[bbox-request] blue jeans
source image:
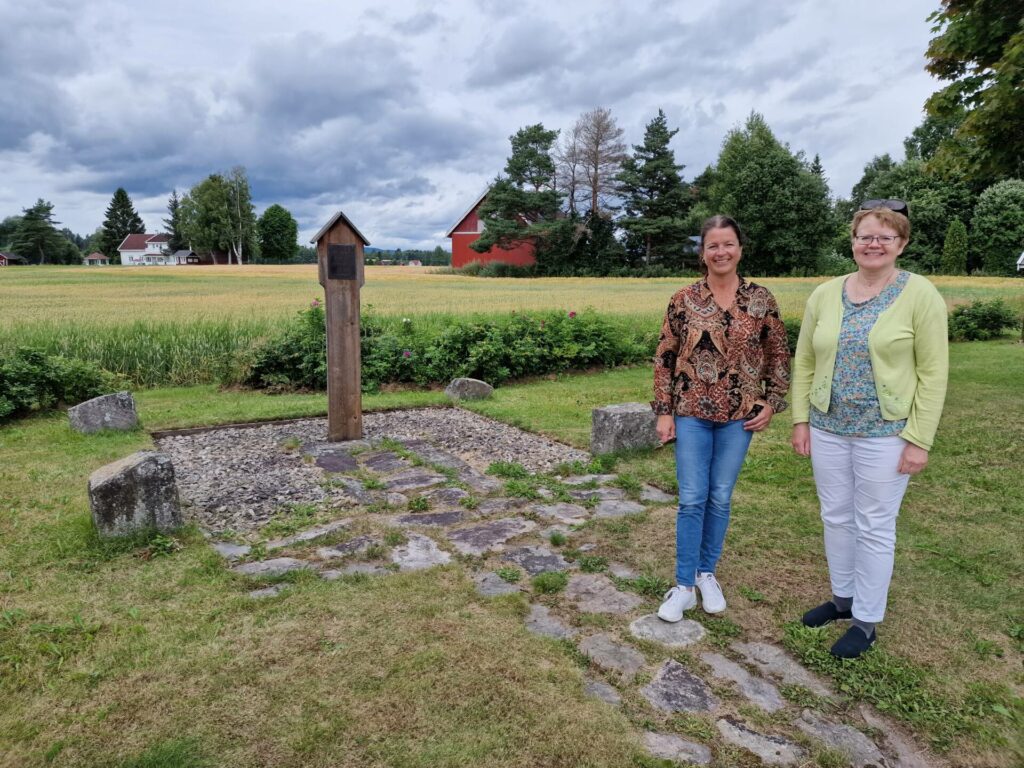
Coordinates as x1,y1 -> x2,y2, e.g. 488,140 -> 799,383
674,417 -> 753,586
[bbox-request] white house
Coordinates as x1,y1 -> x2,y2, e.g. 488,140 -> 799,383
118,233 -> 173,265
1017,250 -> 1024,272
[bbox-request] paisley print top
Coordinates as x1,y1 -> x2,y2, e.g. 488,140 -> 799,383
652,277 -> 790,421
810,271 -> 909,437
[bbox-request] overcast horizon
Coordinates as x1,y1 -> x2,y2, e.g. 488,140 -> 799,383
1,0 -> 942,250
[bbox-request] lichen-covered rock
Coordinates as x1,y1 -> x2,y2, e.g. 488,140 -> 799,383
591,402 -> 658,455
69,391 -> 138,434
88,451 -> 181,537
444,378 -> 494,400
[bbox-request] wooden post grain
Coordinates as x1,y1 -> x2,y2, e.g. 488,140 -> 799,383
313,211 -> 369,441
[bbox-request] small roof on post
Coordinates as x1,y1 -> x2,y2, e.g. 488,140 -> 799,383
310,210 -> 370,246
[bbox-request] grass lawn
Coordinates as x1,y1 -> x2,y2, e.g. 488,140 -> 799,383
1,340 -> 1021,766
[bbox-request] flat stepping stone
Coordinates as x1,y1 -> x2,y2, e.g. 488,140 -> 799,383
476,497 -> 529,516
321,563 -> 390,579
608,562 -> 637,579
317,535 -> 377,560
640,484 -> 676,503
700,652 -> 785,712
314,452 -> 358,473
390,533 -> 451,571
446,518 -> 537,556
394,511 -> 466,527
578,633 -> 645,679
641,659 -> 718,713
249,585 -> 286,599
232,557 -> 313,577
859,705 -> 934,768
384,492 -> 408,506
459,470 -> 504,494
564,574 -> 643,614
423,487 -> 470,507
501,545 -> 571,575
568,487 -> 626,501
382,469 -> 448,493
583,677 -> 621,707
533,502 -> 589,525
716,717 -> 806,766
474,572 -> 523,597
266,519 -> 350,550
641,732 -> 712,765
361,451 -> 412,473
795,710 -> 887,768
536,488 -> 555,500
731,642 -> 833,698
525,604 -> 577,639
213,542 -> 251,561
539,525 -> 572,540
562,474 -> 617,486
629,614 -> 706,648
593,500 -> 645,518
329,476 -> 374,504
396,439 -> 471,472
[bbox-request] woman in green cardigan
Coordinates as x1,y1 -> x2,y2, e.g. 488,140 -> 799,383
791,201 -> 948,658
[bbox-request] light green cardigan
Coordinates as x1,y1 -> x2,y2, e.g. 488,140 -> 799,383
791,272 -> 948,450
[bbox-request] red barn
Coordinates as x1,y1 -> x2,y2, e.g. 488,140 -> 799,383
445,189 -> 536,268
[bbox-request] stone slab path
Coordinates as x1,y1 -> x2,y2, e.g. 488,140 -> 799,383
170,414 -> 939,768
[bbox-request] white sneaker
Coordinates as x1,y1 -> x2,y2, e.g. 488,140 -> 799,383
657,585 -> 697,622
695,572 -> 726,614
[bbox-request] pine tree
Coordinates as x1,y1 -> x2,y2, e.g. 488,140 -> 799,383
99,188 -> 145,262
163,190 -> 186,252
10,200 -> 65,264
940,218 -> 968,274
616,109 -> 690,268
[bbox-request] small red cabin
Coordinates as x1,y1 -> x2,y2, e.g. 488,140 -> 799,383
445,189 -> 536,269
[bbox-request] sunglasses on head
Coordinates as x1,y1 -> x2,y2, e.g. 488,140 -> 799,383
860,198 -> 909,218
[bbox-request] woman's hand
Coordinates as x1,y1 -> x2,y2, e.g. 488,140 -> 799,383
791,423 -> 811,457
743,402 -> 774,432
897,442 -> 929,475
656,414 -> 675,443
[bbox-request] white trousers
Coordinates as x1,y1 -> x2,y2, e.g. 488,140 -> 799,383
810,427 -> 910,623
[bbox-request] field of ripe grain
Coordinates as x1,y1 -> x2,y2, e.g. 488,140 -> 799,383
2,265 -> 1021,327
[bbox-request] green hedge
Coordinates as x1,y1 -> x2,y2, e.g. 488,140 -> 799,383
243,304 -> 655,392
0,348 -> 116,423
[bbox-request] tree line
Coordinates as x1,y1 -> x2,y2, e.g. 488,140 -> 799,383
474,1 -> 1024,277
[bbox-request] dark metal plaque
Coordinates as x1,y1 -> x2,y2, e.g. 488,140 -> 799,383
327,244 -> 357,280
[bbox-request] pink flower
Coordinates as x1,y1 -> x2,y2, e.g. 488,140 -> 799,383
310,299 -> 321,308
402,350 -> 412,358
568,311 -> 577,318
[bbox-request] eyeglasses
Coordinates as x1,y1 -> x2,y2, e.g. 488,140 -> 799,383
853,235 -> 899,245
860,198 -> 909,217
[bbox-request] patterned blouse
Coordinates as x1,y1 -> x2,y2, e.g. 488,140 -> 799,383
810,271 -> 909,437
652,277 -> 790,422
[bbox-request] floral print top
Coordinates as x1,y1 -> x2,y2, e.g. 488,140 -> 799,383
810,270 -> 909,437
652,277 -> 790,422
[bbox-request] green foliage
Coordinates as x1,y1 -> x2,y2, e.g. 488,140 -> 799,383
180,167 -> 257,263
548,531 -> 567,547
9,199 -> 73,265
163,190 -> 186,253
948,299 -> 1017,341
940,218 -> 968,274
473,124 -> 562,254
629,573 -> 673,600
616,109 -> 691,270
245,305 -> 650,393
406,496 -> 429,512
257,204 -> 299,263
0,348 -> 115,423
117,737 -> 211,768
99,188 -> 145,261
970,179 -> 1024,275
704,113 -> 834,276
577,555 -> 607,573
495,567 -> 521,583
531,571 -> 569,594
925,1 -> 1024,186
486,461 -> 531,479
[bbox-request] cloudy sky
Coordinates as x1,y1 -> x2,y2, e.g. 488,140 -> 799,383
1,0 -> 942,249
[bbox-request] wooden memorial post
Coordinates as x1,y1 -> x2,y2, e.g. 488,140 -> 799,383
311,210 -> 369,441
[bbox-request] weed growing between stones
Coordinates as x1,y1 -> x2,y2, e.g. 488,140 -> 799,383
486,461 -> 531,479
495,567 -> 521,583
260,503 -> 321,538
548,531 -> 567,547
383,531 -> 406,547
578,555 -> 608,573
406,496 -> 430,512
531,571 -> 569,595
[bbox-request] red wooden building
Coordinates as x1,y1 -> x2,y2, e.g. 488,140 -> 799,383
445,189 -> 536,268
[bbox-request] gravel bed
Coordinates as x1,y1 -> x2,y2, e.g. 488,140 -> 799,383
156,407 -> 589,535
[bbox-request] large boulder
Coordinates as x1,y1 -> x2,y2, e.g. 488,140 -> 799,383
69,392 -> 138,434
444,378 -> 494,400
88,451 -> 182,538
591,402 -> 659,455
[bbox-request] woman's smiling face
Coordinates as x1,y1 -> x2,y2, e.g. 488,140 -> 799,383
702,227 -> 742,277
852,214 -> 906,272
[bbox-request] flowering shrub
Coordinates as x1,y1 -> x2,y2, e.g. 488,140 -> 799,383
242,305 -> 651,393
